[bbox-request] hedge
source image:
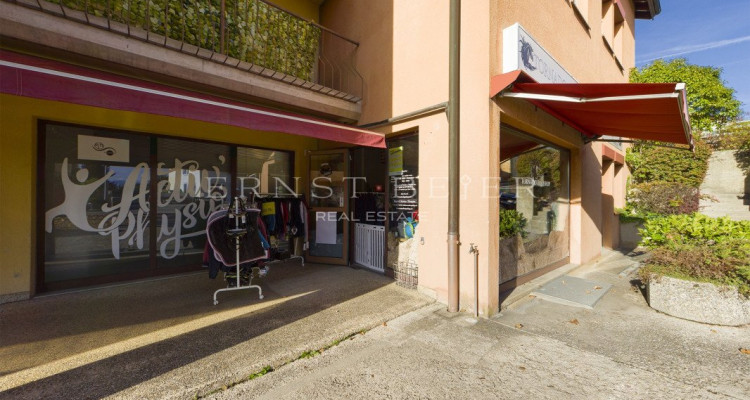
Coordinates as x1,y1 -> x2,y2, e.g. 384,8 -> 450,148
51,0 -> 320,80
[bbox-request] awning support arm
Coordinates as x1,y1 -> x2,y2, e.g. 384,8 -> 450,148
592,138 -> 693,151
358,102 -> 448,129
501,91 -> 679,103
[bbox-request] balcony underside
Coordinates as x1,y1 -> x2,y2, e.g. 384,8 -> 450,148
0,1 -> 362,123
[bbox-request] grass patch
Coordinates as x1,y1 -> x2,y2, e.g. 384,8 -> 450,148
197,366 -> 274,399
618,213 -> 646,224
615,207 -> 653,224
297,349 -> 320,359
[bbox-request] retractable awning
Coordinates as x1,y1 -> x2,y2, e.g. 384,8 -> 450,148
0,50 -> 385,148
490,70 -> 693,150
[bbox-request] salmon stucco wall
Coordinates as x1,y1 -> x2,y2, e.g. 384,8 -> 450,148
0,94 -> 320,300
322,0 -> 500,314
493,0 -> 635,82
491,0 -> 635,265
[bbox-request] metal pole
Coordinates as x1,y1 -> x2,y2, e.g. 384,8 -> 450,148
220,0 -> 226,54
447,0 -> 461,313
470,244 -> 478,317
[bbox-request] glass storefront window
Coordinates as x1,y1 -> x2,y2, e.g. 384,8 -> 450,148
237,147 -> 294,196
40,122 -> 293,290
308,212 -> 346,258
308,151 -> 349,260
309,152 -> 347,209
43,124 -> 151,283
387,135 -> 419,233
155,139 -> 231,269
499,125 -> 570,283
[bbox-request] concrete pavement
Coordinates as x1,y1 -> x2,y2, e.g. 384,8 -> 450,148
212,250 -> 750,400
0,263 -> 431,399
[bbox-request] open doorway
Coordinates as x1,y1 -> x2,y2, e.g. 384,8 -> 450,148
349,147 -> 387,272
347,132 -> 420,281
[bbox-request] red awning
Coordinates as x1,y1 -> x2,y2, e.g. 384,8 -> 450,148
0,50 -> 385,148
490,71 -> 693,149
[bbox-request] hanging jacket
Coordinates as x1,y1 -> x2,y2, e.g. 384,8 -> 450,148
261,201 -> 276,234
289,198 -> 304,237
206,208 -> 267,267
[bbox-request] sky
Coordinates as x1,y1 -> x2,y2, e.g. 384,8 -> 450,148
635,0 -> 750,118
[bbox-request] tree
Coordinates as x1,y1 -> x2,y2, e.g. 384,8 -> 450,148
630,58 -> 741,132
626,59 -> 741,192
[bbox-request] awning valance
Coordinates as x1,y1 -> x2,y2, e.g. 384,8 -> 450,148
490,70 -> 693,149
0,50 -> 385,148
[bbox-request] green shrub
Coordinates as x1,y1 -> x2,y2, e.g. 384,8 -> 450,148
626,138 -> 711,188
715,121 -> 750,151
616,208 -> 648,224
639,213 -> 750,248
499,209 -> 527,239
639,239 -> 750,297
626,182 -> 700,216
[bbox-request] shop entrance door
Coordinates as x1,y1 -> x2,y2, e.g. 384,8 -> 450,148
307,149 -> 350,265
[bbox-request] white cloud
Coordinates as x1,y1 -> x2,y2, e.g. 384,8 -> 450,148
637,35 -> 750,64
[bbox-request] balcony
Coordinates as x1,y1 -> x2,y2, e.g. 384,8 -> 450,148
1,0 -> 362,119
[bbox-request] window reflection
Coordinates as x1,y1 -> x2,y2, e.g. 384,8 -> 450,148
499,126 -> 570,283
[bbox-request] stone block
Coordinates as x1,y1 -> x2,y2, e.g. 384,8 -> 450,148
647,275 -> 750,326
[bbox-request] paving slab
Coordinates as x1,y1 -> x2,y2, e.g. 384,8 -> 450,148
531,275 -> 612,309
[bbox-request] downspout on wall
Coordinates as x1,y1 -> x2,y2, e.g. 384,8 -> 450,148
447,0 -> 461,312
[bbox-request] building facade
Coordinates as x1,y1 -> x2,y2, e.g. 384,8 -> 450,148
319,0 -> 674,315
1,0 -> 684,315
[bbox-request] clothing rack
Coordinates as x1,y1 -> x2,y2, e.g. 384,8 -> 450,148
251,193 -> 306,268
212,196 -> 264,305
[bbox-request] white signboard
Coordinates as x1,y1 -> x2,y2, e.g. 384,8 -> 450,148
78,134 -> 130,163
315,212 -> 338,245
502,23 -> 577,84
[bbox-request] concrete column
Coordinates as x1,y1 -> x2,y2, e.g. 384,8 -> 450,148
456,0 -> 492,316
578,143 -> 604,263
601,159 -> 616,249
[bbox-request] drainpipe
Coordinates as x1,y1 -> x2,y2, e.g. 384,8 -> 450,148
447,0 -> 461,313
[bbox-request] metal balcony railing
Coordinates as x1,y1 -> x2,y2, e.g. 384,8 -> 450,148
8,0 -> 363,101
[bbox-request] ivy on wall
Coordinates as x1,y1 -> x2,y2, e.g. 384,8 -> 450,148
53,0 -> 320,80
